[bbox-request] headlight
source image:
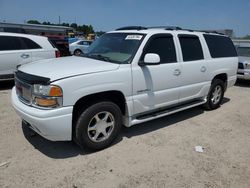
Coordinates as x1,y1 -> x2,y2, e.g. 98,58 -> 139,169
32,85 -> 63,108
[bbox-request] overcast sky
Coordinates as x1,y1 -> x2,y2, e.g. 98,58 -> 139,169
0,0 -> 249,37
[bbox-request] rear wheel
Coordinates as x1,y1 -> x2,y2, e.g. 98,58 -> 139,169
74,101 -> 122,150
74,49 -> 83,56
204,79 -> 225,110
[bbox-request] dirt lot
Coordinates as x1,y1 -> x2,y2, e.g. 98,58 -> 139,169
0,81 -> 250,188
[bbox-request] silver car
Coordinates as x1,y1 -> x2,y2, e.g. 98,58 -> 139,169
69,40 -> 92,56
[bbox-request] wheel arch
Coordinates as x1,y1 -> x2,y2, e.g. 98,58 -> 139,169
72,90 -> 128,134
212,73 -> 228,90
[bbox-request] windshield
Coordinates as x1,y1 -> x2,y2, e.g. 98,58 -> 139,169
83,33 -> 145,64
237,47 -> 250,57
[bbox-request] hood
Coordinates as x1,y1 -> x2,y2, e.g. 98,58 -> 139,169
19,56 -> 120,81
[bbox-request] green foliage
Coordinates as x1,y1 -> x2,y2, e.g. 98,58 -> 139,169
242,35 -> 250,39
27,20 -> 41,24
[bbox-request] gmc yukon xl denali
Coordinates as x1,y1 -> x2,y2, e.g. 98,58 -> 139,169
12,26 -> 238,150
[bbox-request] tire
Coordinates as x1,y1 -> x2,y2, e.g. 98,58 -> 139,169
74,101 -> 122,151
74,49 -> 82,56
204,79 -> 225,110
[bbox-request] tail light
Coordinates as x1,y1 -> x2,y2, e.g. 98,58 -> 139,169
55,50 -> 61,58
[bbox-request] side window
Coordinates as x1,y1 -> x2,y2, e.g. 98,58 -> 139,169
204,34 -> 237,58
77,41 -> 83,45
21,37 -> 41,49
143,35 -> 177,63
0,36 -> 24,51
178,35 -> 204,61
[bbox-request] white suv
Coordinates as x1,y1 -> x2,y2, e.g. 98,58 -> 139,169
0,32 -> 59,81
11,26 -> 238,150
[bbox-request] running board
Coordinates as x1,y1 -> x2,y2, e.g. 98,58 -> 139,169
131,99 -> 206,126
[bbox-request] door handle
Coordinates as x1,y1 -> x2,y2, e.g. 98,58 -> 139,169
173,69 -> 181,76
201,66 -> 207,72
20,54 -> 30,59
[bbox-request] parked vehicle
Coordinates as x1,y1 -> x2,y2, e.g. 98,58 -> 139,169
234,41 -> 250,80
69,39 -> 92,56
0,32 -> 60,81
12,26 -> 238,150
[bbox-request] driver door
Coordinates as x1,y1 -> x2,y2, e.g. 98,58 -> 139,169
132,34 -> 182,115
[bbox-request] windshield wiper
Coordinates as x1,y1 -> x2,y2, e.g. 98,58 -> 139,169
82,53 -> 119,63
90,54 -> 111,62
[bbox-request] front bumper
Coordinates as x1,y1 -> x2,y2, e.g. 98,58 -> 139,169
237,69 -> 250,80
11,87 -> 73,141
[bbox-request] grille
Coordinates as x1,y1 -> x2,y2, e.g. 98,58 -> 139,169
238,63 -> 244,69
15,78 -> 32,105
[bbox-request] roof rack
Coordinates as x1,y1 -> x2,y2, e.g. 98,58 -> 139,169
116,26 -> 148,31
115,26 -> 226,35
147,26 -> 182,30
199,30 -> 225,35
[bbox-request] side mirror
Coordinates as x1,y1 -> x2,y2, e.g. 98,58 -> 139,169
139,53 -> 160,66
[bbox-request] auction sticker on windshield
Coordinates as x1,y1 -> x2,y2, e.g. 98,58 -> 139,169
125,35 -> 143,40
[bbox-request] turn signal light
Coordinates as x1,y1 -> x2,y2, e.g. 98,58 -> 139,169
35,98 -> 57,107
49,86 -> 63,97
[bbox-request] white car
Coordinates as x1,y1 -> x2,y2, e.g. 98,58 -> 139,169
0,32 -> 60,81
236,45 -> 250,80
69,39 -> 92,56
12,26 -> 238,150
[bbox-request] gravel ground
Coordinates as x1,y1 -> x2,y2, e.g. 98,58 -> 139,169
0,80 -> 250,188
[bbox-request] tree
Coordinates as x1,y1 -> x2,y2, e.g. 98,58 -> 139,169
27,20 -> 41,24
61,23 -> 70,27
242,35 -> 250,39
70,23 -> 78,29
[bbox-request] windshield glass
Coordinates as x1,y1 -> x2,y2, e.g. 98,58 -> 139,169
237,47 -> 250,57
84,33 -> 145,64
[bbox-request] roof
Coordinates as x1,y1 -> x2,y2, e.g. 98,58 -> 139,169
110,26 -> 226,36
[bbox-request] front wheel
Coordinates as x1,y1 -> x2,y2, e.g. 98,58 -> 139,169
204,79 -> 225,110
74,101 -> 122,150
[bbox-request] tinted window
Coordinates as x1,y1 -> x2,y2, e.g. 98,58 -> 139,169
22,37 -> 41,49
179,35 -> 204,61
143,35 -> 177,63
204,34 -> 237,58
0,36 -> 24,51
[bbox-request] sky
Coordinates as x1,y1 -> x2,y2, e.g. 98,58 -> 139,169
0,0 -> 250,37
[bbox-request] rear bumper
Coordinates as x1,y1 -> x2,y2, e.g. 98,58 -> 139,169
11,87 -> 73,141
237,69 -> 250,80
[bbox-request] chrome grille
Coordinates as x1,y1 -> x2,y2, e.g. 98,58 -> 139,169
15,78 -> 32,105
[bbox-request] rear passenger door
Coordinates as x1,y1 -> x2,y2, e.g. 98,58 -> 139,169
177,34 -> 209,102
0,36 -> 32,77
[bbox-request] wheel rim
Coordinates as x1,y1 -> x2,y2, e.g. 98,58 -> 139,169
211,85 -> 222,105
74,50 -> 81,56
87,111 -> 115,143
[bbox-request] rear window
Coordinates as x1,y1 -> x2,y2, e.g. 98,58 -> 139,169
178,35 -> 204,61
204,34 -> 237,58
22,38 -> 41,49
